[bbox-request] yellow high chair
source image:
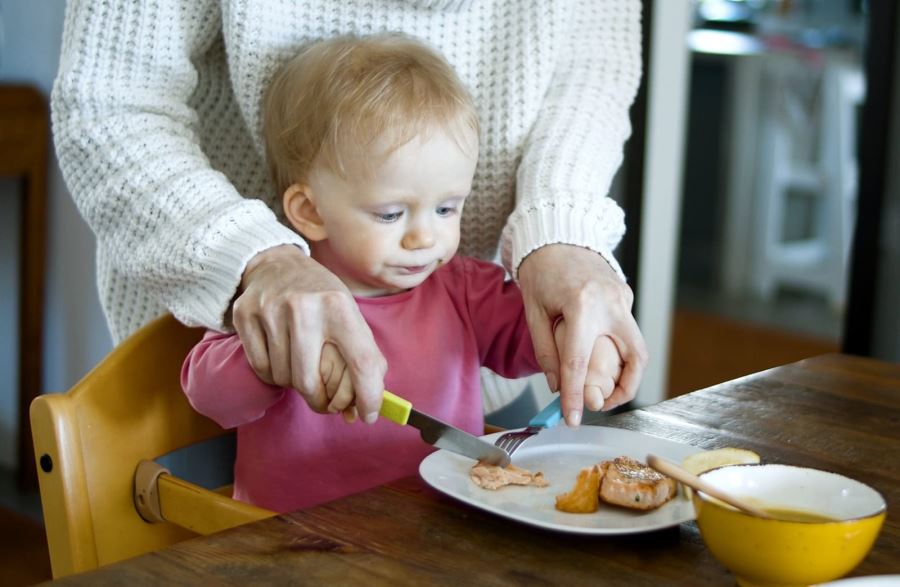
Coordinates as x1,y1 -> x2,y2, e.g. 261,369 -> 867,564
30,314 -> 274,579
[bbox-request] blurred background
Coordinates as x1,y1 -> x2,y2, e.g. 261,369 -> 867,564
2,1 -> 900,584
670,0 -> 869,394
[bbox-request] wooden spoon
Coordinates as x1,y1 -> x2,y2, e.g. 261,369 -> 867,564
646,454 -> 774,520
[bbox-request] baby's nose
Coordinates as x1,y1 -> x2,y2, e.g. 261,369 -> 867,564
402,224 -> 436,250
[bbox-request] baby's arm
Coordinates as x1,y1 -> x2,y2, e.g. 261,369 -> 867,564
554,321 -> 622,412
181,330 -> 286,428
182,331 -> 359,425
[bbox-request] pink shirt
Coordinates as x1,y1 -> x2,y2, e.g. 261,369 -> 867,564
181,257 -> 540,512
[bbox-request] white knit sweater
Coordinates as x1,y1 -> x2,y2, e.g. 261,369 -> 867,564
52,0 -> 641,343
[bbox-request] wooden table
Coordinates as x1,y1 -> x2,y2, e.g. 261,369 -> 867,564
45,354 -> 900,585
0,85 -> 48,490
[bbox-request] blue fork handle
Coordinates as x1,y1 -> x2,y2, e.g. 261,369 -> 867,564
528,395 -> 563,428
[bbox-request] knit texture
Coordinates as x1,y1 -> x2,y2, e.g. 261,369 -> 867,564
52,0 -> 641,343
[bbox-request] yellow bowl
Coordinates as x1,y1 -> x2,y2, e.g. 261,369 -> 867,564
692,464 -> 886,587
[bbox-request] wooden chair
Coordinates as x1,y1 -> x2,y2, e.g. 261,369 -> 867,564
30,314 -> 274,579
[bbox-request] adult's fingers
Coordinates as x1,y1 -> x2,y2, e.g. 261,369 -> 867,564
263,316 -> 292,388
603,316 -> 648,411
328,302 -> 387,424
233,311 -> 274,385
603,360 -> 642,411
524,304 -> 560,394
289,312 -> 328,412
320,343 -> 343,401
558,308 -> 597,427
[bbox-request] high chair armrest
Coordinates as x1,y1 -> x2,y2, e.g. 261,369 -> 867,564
484,423 -> 505,435
135,460 -> 274,536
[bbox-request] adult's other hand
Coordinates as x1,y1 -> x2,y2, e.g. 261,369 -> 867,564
232,245 -> 387,423
518,244 -> 648,426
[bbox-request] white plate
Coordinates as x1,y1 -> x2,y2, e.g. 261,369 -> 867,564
419,425 -> 703,535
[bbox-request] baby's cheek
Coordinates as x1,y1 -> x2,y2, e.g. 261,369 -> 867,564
350,242 -> 385,272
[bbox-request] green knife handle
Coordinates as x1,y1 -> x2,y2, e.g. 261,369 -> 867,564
380,390 -> 412,425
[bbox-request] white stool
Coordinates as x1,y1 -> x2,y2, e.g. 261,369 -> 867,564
749,52 -> 864,309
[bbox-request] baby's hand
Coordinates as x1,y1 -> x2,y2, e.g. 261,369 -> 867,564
554,321 -> 622,412
318,342 -> 358,423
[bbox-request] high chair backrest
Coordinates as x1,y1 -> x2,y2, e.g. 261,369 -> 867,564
31,314 -> 272,579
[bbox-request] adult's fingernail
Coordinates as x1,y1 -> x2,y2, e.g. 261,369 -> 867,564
364,412 -> 378,424
546,372 -> 558,392
567,409 -> 582,427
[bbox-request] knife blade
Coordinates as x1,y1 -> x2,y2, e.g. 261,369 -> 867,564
380,390 -> 511,467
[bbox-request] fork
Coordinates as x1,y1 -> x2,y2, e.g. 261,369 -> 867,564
494,396 -> 563,457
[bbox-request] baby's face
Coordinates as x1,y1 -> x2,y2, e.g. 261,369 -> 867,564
306,126 -> 478,296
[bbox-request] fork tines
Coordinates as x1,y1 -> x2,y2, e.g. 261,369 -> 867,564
494,426 -> 541,457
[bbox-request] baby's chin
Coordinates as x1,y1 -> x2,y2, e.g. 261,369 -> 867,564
383,271 -> 434,291
343,255 -> 457,296
356,268 -> 437,297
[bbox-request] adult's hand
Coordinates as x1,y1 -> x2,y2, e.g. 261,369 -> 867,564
554,322 -> 621,412
232,245 -> 387,423
518,244 -> 648,426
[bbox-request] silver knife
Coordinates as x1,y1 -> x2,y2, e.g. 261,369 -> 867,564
380,390 -> 511,467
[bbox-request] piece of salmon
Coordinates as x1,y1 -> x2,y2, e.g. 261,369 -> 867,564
470,463 -> 549,490
598,456 -> 677,510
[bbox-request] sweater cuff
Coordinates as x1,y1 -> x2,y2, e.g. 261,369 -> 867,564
181,200 -> 310,332
500,196 -> 627,282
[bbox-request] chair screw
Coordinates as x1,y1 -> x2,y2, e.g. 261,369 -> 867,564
40,454 -> 53,473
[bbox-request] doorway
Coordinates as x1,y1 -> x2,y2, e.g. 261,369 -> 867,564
668,0 -> 867,396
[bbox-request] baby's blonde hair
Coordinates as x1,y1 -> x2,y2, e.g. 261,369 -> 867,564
264,33 -> 479,195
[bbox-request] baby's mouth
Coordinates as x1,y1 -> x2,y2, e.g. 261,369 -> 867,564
396,262 -> 434,275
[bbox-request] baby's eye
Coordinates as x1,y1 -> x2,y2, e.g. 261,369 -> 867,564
436,205 -> 458,217
374,211 -> 403,223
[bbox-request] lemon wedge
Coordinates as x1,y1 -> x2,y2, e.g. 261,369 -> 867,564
681,447 -> 761,476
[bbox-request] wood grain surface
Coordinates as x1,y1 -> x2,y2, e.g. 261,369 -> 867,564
43,354 -> 900,585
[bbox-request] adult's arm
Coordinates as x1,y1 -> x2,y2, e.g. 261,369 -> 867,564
52,0 -> 306,333
53,1 -> 390,422
500,0 -> 647,425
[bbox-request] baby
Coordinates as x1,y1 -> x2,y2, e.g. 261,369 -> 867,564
181,34 -> 621,512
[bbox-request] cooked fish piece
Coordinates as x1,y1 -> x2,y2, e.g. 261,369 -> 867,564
470,462 -> 549,490
599,456 -> 676,511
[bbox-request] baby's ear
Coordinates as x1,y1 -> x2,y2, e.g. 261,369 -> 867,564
283,183 -> 327,241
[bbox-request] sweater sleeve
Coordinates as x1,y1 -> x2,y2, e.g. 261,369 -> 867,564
500,0 -> 642,280
52,0 -> 308,332
461,259 -> 542,378
181,330 -> 286,428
